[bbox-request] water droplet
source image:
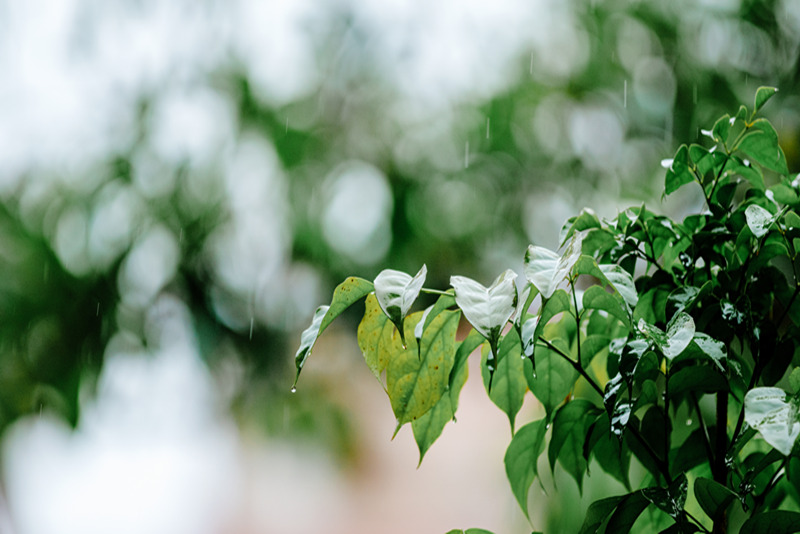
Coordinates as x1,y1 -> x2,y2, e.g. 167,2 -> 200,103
464,141 -> 469,168
686,418 -> 693,426
531,370 -> 537,379
290,386 -> 297,393
623,80 -> 627,108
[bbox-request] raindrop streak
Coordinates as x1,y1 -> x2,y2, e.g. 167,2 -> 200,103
249,317 -> 254,340
623,80 -> 627,108
486,117 -> 490,139
530,51 -> 534,75
285,117 -> 289,133
693,84 -> 698,104
96,302 -> 100,316
464,141 -> 470,169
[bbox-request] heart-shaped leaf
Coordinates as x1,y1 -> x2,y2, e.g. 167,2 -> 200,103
637,312 -> 695,361
744,387 -> 800,456
524,232 -> 584,299
745,204 -> 776,238
451,269 -> 518,355
374,265 -> 427,345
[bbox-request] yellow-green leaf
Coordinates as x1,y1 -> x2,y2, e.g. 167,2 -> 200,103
387,309 -> 460,426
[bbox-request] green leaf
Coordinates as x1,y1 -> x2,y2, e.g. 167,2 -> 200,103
292,305 -> 330,389
740,511 -> 800,534
744,387 -> 800,456
480,329 -> 527,432
321,276 -> 375,333
694,477 -> 737,521
386,309 -> 460,426
754,86 -> 779,114
504,418 -> 548,519
712,114 -> 731,145
529,335 -> 578,417
679,333 -> 727,373
664,144 -> 694,195
357,293 -> 394,379
293,277 -> 375,388
531,289 -> 572,360
374,265 -> 427,345
579,495 -> 627,534
524,232 -> 584,298
790,368 -> 800,395
642,474 -> 688,521
465,529 -> 496,534
451,270 -> 517,342
738,119 -> 789,175
413,329 -> 485,462
599,264 -> 638,308
605,491 -> 651,533
637,312 -> 695,360
745,204 -> 777,238
549,399 -> 599,491
583,285 -> 630,327
451,270 -> 518,383
668,365 -> 728,397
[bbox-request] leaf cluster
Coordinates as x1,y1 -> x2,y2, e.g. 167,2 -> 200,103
293,88 -> 800,533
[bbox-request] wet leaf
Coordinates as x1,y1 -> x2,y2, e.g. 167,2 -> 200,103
481,329 -> 527,432
529,335 -> 578,417
357,293 -> 394,379
664,144 -> 694,195
738,119 -> 789,175
549,399 -> 599,491
292,305 -> 329,388
321,277 -> 375,333
790,367 -> 800,395
374,265 -> 427,344
637,312 -> 695,360
293,277 -> 375,388
386,309 -> 460,426
745,204 -> 776,238
744,387 -> 800,455
740,511 -> 800,534
579,494 -> 627,534
694,477 -> 737,521
504,418 -> 548,520
451,270 -> 517,342
524,232 -> 584,298
412,329 -> 484,462
754,86 -> 778,114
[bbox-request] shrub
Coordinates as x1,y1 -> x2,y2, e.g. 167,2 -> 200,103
293,88 -> 800,533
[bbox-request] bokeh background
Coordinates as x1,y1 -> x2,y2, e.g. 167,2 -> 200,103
1,0 -> 799,532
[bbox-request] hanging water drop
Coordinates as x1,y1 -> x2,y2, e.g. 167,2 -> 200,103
290,386 -> 297,393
